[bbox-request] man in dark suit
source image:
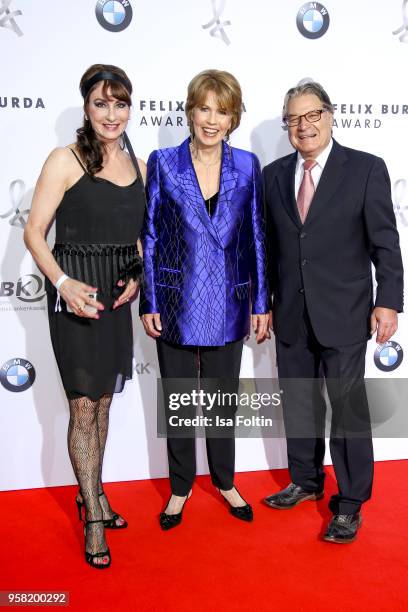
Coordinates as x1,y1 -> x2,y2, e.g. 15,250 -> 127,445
263,81 -> 403,543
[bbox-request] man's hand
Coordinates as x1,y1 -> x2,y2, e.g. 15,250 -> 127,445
251,313 -> 271,343
370,306 -> 398,344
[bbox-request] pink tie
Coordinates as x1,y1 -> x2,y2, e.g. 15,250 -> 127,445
297,160 -> 317,223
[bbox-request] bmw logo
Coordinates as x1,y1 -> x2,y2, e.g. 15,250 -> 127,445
297,2 -> 330,39
374,341 -> 403,372
0,358 -> 36,392
95,0 -> 133,33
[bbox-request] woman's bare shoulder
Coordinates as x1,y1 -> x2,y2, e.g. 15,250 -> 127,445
45,145 -> 78,168
39,146 -> 82,186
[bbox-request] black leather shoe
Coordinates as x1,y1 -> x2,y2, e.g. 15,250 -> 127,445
263,482 -> 324,509
218,488 -> 253,522
323,513 -> 362,543
159,491 -> 191,531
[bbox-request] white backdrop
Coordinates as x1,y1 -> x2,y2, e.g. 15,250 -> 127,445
1,0 -> 407,491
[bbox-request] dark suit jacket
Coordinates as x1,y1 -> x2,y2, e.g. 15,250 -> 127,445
263,139 -> 404,346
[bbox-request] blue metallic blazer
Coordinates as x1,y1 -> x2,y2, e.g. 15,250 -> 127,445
140,137 -> 269,346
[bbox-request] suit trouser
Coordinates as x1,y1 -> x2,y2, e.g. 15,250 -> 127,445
156,338 -> 244,496
276,308 -> 374,515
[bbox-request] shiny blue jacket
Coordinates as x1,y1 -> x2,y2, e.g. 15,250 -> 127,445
140,138 -> 269,346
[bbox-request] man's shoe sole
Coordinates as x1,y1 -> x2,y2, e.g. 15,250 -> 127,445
323,515 -> 362,544
263,491 -> 324,509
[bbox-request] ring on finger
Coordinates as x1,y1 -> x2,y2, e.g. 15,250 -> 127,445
77,303 -> 85,312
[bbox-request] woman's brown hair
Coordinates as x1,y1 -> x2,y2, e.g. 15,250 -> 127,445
185,69 -> 242,138
76,64 -> 132,175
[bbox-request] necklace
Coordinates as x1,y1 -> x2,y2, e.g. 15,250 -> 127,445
206,193 -> 219,217
189,141 -> 221,167
190,141 -> 221,200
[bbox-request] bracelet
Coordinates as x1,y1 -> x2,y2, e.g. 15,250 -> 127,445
54,274 -> 69,313
54,274 -> 69,290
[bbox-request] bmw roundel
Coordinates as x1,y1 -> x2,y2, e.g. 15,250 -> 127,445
95,0 -> 133,33
0,358 -> 36,392
297,3 -> 330,39
374,341 -> 403,372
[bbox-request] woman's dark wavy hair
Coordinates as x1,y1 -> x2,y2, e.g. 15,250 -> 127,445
76,64 -> 132,175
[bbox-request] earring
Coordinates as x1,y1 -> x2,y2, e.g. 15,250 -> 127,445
120,134 -> 126,151
84,115 -> 89,121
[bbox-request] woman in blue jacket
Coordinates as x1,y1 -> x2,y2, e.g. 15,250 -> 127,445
141,69 -> 269,529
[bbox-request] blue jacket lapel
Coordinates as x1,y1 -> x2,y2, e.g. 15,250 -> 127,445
177,138 -> 237,247
212,141 -> 239,241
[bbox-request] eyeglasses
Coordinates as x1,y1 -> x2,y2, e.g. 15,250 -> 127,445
282,109 -> 327,127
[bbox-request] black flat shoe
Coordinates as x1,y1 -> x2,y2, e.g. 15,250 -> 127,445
159,491 -> 192,531
218,487 -> 253,522
84,519 -> 111,569
323,513 -> 362,544
264,482 -> 324,510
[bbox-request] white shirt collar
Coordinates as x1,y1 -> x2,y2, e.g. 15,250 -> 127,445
296,138 -> 333,172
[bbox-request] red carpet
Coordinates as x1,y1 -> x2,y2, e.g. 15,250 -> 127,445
1,461 -> 407,611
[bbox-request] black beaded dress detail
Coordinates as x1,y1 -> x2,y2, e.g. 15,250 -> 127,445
46,148 -> 145,400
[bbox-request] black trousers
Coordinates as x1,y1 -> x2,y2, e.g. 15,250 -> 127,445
156,338 -> 244,496
276,308 -> 374,515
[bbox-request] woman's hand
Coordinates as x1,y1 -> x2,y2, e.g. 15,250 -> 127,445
59,279 -> 104,319
141,313 -> 162,338
113,279 -> 139,309
251,313 -> 271,343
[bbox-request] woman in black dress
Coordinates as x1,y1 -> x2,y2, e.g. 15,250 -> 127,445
24,64 -> 146,568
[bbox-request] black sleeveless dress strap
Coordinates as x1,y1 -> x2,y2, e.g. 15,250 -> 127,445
123,132 -> 146,198
67,137 -> 146,191
68,147 -> 87,172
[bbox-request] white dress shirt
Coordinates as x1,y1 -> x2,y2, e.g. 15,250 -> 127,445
294,139 -> 333,199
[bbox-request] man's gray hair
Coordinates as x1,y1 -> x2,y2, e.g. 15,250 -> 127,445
283,80 -> 334,117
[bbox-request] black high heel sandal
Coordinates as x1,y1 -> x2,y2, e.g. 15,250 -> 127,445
75,490 -> 128,529
159,490 -> 192,531
218,487 -> 253,522
84,519 -> 111,570
98,491 -> 128,529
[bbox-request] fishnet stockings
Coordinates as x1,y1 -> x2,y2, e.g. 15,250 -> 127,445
67,396 -> 107,557
96,394 -> 121,521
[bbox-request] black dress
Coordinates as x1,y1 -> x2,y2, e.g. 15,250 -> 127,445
46,149 -> 145,401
